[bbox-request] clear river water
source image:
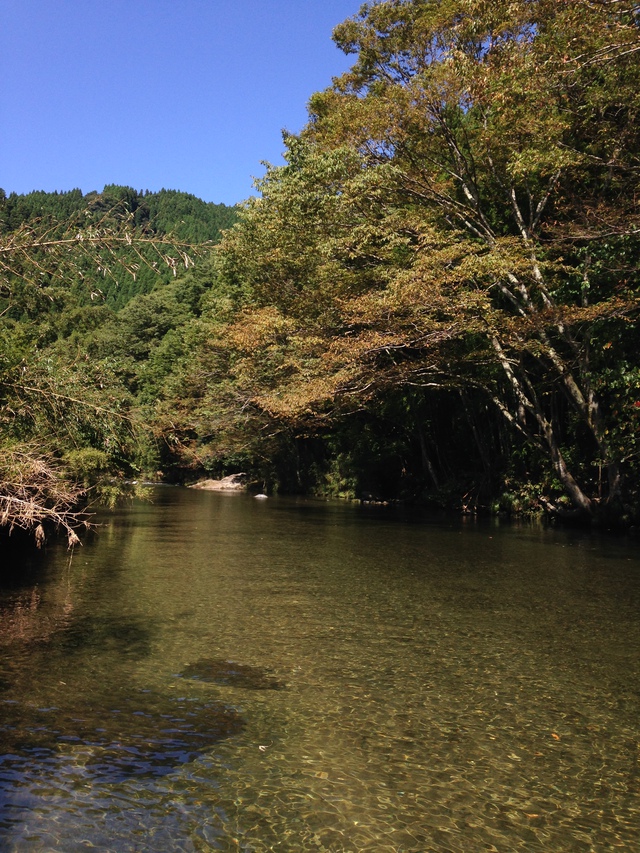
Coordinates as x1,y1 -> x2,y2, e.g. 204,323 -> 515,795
0,487 -> 639,852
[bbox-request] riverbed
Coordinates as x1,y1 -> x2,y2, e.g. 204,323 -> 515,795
1,488 -> 639,851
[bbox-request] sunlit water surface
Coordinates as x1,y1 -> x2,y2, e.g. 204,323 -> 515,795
1,488 -> 639,852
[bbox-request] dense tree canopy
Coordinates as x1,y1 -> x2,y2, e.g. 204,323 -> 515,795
2,1 -> 640,546
178,0 -> 640,517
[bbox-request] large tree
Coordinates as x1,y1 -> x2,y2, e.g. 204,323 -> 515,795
199,0 -> 640,515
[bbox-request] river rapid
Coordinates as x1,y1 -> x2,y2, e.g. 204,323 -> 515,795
1,487 -> 639,852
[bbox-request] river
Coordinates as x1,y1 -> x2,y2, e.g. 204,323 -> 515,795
1,487 -> 639,852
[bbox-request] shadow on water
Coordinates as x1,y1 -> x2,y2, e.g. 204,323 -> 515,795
0,535 -> 57,591
0,689 -> 244,784
178,658 -> 284,690
0,606 -> 245,794
0,489 -> 639,851
55,614 -> 155,658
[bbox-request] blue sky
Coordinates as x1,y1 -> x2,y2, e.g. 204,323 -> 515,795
1,1 -> 360,205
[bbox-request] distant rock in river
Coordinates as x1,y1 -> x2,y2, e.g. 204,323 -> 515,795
189,474 -> 246,491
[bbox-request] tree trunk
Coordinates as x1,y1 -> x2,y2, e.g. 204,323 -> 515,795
542,421 -> 593,516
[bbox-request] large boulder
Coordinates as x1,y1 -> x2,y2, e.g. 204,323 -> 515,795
189,474 -> 246,491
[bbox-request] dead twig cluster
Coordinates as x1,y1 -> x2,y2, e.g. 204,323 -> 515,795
0,447 -> 89,547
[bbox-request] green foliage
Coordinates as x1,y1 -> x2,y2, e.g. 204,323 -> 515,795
0,185 -> 238,309
170,0 -> 640,519
0,182 -> 238,541
62,448 -> 111,485
0,188 -> 86,233
3,1 -> 640,540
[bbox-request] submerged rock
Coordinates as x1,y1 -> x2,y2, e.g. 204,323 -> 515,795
179,658 -> 284,690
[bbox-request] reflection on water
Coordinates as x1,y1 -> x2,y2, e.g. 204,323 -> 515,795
1,488 -> 639,851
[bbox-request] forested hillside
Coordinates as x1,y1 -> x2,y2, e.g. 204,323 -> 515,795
0,185 -> 237,543
2,0 -> 639,545
0,186 -> 237,307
